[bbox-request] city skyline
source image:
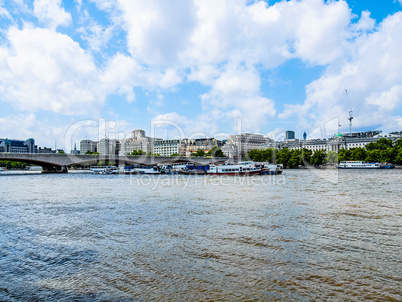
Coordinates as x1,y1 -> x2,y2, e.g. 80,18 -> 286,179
1,0 -> 402,150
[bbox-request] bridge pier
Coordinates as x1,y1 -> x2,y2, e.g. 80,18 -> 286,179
42,165 -> 68,174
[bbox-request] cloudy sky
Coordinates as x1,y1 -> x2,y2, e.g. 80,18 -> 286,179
1,0 -> 402,150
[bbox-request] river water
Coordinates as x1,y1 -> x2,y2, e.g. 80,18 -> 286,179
0,169 -> 401,301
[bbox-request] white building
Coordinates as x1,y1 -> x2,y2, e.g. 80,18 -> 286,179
119,129 -> 156,155
98,138 -> 120,156
80,140 -> 98,154
222,133 -> 272,159
265,130 -> 402,153
153,139 -> 183,156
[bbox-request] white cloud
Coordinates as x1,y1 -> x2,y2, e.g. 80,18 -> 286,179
279,11 -> 402,132
151,112 -> 218,139
78,19 -> 115,52
117,0 -> 196,66
0,2 -> 12,20
101,53 -> 184,100
75,0 -> 82,12
0,26 -> 103,115
201,64 -> 276,131
0,113 -> 66,149
33,0 -> 72,29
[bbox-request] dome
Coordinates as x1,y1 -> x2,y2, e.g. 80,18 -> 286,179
336,133 -> 343,137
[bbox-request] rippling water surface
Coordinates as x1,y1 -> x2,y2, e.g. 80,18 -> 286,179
0,170 -> 401,301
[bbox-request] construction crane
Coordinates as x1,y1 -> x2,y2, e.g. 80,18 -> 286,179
346,89 -> 353,135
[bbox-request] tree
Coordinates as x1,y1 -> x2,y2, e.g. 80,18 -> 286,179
365,150 -> 381,162
301,148 -> 312,165
310,150 -> 327,166
326,151 -> 338,165
287,150 -> 302,168
192,150 -> 206,157
129,150 -> 144,156
350,147 -> 367,161
277,148 -> 291,168
85,151 -> 99,155
394,138 -> 402,150
395,149 -> 402,165
338,148 -> 351,162
366,138 -> 393,150
206,146 -> 225,157
170,153 -> 180,157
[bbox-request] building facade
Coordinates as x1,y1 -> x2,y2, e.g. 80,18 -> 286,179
262,130 -> 402,154
0,138 -> 37,153
80,140 -> 98,154
179,138 -> 224,156
98,138 -> 120,156
222,133 -> 272,159
153,139 -> 183,156
119,129 -> 157,155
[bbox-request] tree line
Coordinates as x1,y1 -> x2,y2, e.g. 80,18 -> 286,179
246,138 -> 402,168
0,160 -> 32,169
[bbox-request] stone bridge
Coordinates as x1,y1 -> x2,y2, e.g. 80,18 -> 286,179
0,153 -> 228,173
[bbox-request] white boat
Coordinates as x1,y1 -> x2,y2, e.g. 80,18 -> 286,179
337,161 -> 381,169
207,161 -> 261,175
133,166 -> 161,174
90,166 -> 119,174
0,167 -> 6,171
29,166 -> 43,171
260,163 -> 283,175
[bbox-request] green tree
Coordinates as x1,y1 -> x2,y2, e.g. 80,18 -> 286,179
287,149 -> 302,168
394,138 -> 402,150
310,150 -> 327,166
301,148 -> 312,165
366,138 -> 393,150
350,147 -> 367,161
277,148 -> 292,168
129,150 -> 144,156
365,150 -> 381,162
206,146 -> 225,157
170,153 -> 180,157
85,151 -> 99,155
192,150 -> 206,157
326,151 -> 338,165
338,148 -> 351,162
395,149 -> 402,165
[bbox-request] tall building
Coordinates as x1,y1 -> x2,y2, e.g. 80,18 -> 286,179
285,131 -> 295,140
119,129 -> 158,155
98,138 -> 120,156
222,133 -> 272,159
80,140 -> 98,154
0,138 -> 37,153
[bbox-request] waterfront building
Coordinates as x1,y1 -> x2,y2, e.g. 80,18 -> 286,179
153,139 -> 183,156
0,138 -> 37,153
38,147 -> 56,154
260,130 -> 402,154
80,140 -> 98,154
98,138 -> 120,156
222,133 -> 272,159
179,138 -> 224,156
119,129 -> 158,155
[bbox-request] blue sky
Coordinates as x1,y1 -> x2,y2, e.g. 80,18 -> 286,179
1,0 -> 402,151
